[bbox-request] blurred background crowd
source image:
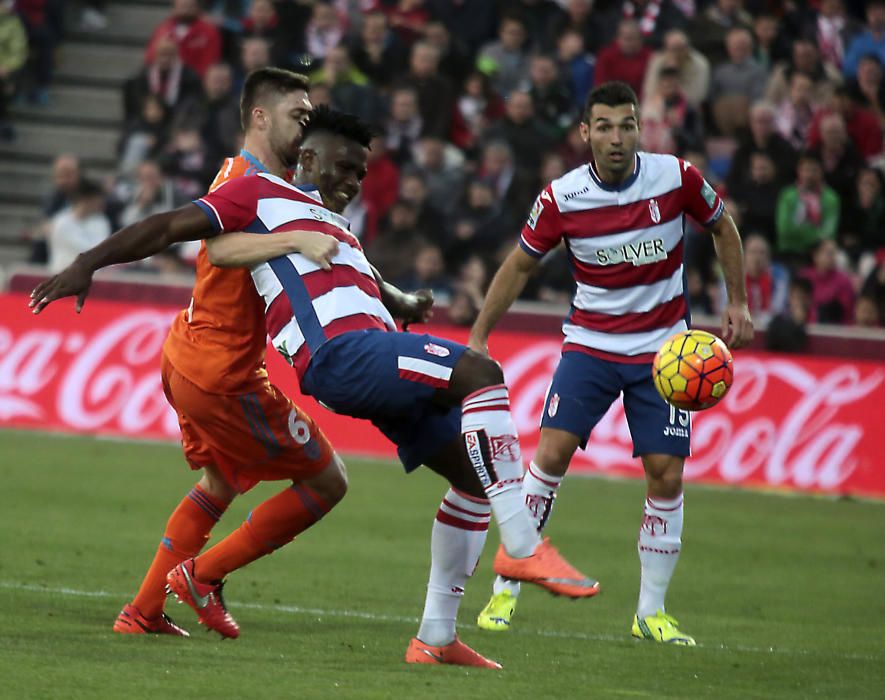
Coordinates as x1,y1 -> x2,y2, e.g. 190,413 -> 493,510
4,0 -> 885,337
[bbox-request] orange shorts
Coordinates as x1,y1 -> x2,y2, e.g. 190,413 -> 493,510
161,352 -> 333,493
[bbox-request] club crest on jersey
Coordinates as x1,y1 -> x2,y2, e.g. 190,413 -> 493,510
424,342 -> 450,358
649,198 -> 661,223
527,196 -> 544,230
548,393 -> 560,417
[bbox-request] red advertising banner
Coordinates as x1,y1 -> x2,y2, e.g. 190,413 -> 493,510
2,293 -> 883,497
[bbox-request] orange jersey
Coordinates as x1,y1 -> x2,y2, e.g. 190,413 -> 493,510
164,152 -> 272,394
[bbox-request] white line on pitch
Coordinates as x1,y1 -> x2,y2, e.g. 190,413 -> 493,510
1,581 -> 880,662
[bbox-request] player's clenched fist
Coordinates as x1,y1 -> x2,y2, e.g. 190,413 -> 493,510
288,230 -> 339,270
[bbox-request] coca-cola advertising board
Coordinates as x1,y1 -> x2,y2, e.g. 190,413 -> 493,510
2,293 -> 884,497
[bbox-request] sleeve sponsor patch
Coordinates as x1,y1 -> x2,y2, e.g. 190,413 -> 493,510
527,196 -> 544,230
700,180 -> 717,208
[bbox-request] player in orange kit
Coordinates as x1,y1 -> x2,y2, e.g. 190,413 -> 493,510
31,68 -> 351,638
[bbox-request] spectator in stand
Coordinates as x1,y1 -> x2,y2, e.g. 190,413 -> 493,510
145,0 -> 221,78
395,241 -> 452,296
727,100 -> 798,193
809,112 -> 865,204
385,85 -> 423,165
366,199 -> 427,281
608,0 -> 687,50
445,178 -> 513,270
349,10 -> 406,88
481,89 -> 555,172
547,0 -> 607,54
398,170 -> 445,244
412,135 -> 465,215
476,13 -> 531,97
854,294 -> 881,327
776,151 -> 840,260
808,85 -> 883,161
642,29 -> 710,109
360,132 -> 399,244
718,233 -> 788,325
709,27 -> 767,135
125,35 -> 201,122
766,38 -> 842,106
305,1 -> 345,66
594,19 -> 653,98
157,126 -> 214,201
424,0 -> 498,55
0,1 -> 26,139
774,70 -> 817,151
423,20 -> 471,87
476,141 -> 537,220
510,0 -> 565,51
378,0 -> 430,48
310,45 -> 386,126
397,40 -> 455,138
841,167 -> 885,262
173,62 -> 240,169
729,151 -> 780,244
843,0 -> 885,80
15,0 -> 58,104
688,0 -> 752,68
47,179 -> 111,273
557,119 -> 589,170
801,238 -> 855,324
766,276 -> 812,352
554,27 -> 594,113
236,37 -> 271,87
851,54 -> 885,130
640,65 -> 703,154
118,159 -> 176,228
794,0 -> 861,75
42,154 -> 82,218
118,94 -> 170,175
526,53 -> 574,136
239,0 -> 285,65
450,70 -> 504,151
861,251 -> 885,323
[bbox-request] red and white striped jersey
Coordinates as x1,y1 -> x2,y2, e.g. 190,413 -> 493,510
194,172 -> 396,379
520,152 -> 724,363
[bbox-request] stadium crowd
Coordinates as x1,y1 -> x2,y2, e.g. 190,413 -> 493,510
22,0 -> 885,335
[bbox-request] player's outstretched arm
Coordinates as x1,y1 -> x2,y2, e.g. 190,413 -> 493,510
29,203 -> 213,314
468,245 -> 539,355
370,264 -> 433,329
205,230 -> 340,269
709,211 -> 754,349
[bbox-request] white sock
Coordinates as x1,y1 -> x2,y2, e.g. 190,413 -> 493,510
493,461 -> 564,597
637,492 -> 684,618
417,488 -> 491,646
461,385 -> 539,558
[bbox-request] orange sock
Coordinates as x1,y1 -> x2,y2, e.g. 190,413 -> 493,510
194,484 -> 330,582
131,484 -> 229,618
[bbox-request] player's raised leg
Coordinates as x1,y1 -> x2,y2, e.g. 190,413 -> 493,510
113,465 -> 234,636
167,451 -> 346,638
404,439 -> 501,669
441,350 -> 599,598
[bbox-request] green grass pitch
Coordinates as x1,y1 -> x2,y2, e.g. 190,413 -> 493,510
1,430 -> 884,699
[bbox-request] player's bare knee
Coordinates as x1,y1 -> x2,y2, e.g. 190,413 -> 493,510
642,455 -> 684,498
198,467 -> 237,503
533,443 -> 572,478
458,352 -> 504,393
304,454 -> 348,506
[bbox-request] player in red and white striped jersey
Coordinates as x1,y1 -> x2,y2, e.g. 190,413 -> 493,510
470,82 -> 754,644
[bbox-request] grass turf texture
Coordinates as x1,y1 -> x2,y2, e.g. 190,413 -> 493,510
1,430 -> 883,699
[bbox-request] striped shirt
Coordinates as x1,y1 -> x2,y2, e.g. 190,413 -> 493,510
194,172 -> 396,380
520,152 -> 724,362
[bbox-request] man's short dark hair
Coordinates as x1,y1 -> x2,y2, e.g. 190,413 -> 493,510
240,67 -> 310,129
302,105 -> 375,149
73,178 -> 104,201
583,81 -> 639,121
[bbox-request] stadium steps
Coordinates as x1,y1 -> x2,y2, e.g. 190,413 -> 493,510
0,123 -> 118,168
55,42 -> 145,87
11,84 -> 123,128
0,203 -> 42,242
65,2 -> 168,45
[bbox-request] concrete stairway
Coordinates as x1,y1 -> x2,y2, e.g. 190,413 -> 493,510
0,0 -> 167,264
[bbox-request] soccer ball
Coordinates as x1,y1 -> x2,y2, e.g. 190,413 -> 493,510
652,329 -> 734,411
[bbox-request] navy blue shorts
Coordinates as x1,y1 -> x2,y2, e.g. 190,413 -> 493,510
541,351 -> 690,458
301,330 -> 465,472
